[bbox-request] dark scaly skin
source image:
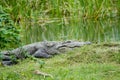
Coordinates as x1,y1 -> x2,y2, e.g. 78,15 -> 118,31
0,41 -> 91,66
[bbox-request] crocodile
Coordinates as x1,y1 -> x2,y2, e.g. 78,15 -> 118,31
0,40 -> 91,65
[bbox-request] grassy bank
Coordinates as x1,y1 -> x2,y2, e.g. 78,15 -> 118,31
0,43 -> 120,80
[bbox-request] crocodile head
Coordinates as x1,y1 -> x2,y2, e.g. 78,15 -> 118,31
56,41 -> 91,52
58,40 -> 91,48
44,41 -> 91,54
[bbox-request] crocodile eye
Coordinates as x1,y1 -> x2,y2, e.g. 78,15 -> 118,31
46,43 -> 55,47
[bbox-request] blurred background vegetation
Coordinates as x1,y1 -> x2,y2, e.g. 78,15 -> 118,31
0,0 -> 120,49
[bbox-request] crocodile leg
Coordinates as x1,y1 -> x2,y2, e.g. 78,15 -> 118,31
1,61 -> 18,66
1,55 -> 18,66
2,55 -> 11,61
32,49 -> 52,58
1,61 -> 13,66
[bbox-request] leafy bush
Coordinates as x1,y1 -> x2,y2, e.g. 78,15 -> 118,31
0,6 -> 21,49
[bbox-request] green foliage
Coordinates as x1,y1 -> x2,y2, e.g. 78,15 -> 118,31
0,52 -> 4,61
0,0 -> 120,43
0,6 -> 21,49
27,54 -> 45,68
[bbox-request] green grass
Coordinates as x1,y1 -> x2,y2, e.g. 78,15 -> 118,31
0,0 -> 120,79
0,0 -> 120,44
0,43 -> 120,80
